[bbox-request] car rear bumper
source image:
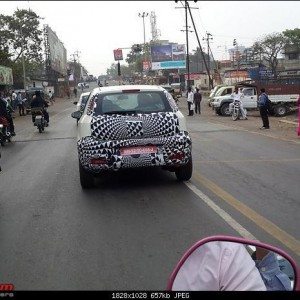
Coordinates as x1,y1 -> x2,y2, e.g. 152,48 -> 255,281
77,131 -> 192,173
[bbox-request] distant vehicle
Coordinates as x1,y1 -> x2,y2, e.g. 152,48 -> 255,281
208,84 -> 226,106
161,85 -> 180,104
71,85 -> 193,188
78,82 -> 89,89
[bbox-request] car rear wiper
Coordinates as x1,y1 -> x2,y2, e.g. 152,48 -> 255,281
104,110 -> 140,115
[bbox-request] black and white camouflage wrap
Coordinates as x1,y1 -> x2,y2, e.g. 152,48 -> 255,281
78,93 -> 191,173
91,112 -> 180,140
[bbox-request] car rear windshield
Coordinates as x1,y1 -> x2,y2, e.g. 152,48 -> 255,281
92,91 -> 172,116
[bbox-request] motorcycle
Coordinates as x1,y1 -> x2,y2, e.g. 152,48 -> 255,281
31,107 -> 47,133
0,116 -> 12,146
167,235 -> 299,291
230,101 -> 247,121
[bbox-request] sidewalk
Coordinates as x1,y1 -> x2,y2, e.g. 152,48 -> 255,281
177,96 -> 300,144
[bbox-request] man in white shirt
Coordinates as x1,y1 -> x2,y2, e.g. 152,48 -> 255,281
229,86 -> 247,119
187,87 -> 194,116
11,90 -> 17,111
171,241 -> 266,291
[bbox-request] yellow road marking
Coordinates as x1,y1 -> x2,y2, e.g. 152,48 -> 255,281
192,171 -> 300,256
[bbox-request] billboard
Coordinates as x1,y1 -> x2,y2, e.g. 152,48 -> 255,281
0,65 -> 13,86
46,25 -> 67,75
150,44 -> 186,70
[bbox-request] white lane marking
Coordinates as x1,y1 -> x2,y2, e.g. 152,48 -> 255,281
184,181 -> 257,240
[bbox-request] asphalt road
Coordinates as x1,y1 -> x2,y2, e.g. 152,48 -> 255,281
0,84 -> 299,290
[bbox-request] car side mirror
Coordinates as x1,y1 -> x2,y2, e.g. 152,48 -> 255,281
71,111 -> 82,120
73,101 -> 78,105
167,236 -> 299,291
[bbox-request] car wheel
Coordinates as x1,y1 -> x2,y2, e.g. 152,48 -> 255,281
216,108 -> 222,115
220,103 -> 230,116
175,157 -> 193,181
79,162 -> 95,189
274,105 -> 287,117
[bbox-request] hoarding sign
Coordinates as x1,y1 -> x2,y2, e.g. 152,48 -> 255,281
143,61 -> 151,71
0,65 -> 13,85
224,70 -> 249,78
150,44 -> 186,70
114,49 -> 123,61
46,25 -> 67,75
184,73 -> 202,80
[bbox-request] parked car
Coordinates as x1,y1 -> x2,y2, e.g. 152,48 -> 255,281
71,85 -> 193,188
208,84 -> 226,106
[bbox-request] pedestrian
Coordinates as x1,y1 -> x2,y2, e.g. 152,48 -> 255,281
73,87 -> 77,98
48,90 -> 54,105
11,90 -> 17,111
257,88 -> 270,130
66,87 -> 70,99
187,87 -> 194,116
17,92 -> 25,116
194,87 -> 202,114
229,86 -> 247,119
297,95 -> 300,136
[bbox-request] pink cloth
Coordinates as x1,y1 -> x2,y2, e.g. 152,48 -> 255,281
298,96 -> 300,136
172,241 -> 266,291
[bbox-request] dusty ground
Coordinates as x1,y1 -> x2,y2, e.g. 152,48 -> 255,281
177,96 -> 300,144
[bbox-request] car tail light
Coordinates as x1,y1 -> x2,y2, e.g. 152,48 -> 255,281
169,152 -> 185,161
90,157 -> 107,165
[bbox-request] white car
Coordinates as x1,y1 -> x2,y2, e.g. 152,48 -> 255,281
71,85 -> 193,188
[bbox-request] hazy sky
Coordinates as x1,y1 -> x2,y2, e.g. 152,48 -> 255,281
1,1 -> 299,76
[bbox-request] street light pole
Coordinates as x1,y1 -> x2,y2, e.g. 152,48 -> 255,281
138,12 -> 148,74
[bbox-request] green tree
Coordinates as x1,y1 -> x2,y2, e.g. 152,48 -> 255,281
252,33 -> 287,78
282,28 -> 300,48
0,8 -> 43,63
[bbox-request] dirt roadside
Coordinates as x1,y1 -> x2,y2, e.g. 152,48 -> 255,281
177,96 -> 300,144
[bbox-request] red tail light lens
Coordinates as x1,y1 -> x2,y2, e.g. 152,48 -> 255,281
90,157 -> 107,165
169,152 -> 185,161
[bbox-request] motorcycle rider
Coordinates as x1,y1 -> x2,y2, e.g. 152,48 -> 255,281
0,92 -> 16,136
30,91 -> 50,125
229,86 -> 247,120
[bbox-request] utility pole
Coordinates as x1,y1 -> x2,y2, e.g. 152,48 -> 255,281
138,12 -> 148,75
233,39 -> 239,72
203,32 -> 213,77
175,1 -> 198,90
186,1 -> 213,89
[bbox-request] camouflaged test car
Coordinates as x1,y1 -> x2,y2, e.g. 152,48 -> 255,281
71,85 -> 192,189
